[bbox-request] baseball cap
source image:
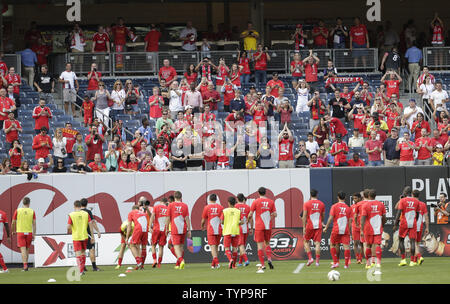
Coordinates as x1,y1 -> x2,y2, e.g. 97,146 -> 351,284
38,158 -> 45,163
436,144 -> 443,149
391,127 -> 398,132
185,105 -> 193,110
409,98 -> 416,103
336,134 -> 342,139
249,85 -> 256,90
356,103 -> 364,108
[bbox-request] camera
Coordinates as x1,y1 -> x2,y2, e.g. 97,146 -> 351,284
93,68 -> 97,72
430,203 -> 438,208
94,134 -> 99,140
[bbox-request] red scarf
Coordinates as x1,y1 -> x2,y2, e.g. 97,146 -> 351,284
325,77 -> 364,88
310,99 -> 324,120
70,30 -> 86,47
202,64 -> 212,81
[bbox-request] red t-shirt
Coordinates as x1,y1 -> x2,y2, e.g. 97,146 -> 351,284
144,29 -> 162,52
222,84 -> 236,106
85,134 -> 105,160
111,25 -> 129,46
215,66 -> 229,86
159,66 -> 177,83
61,128 -> 78,154
384,80 -> 400,98
352,113 -> 367,135
279,138 -> 294,161
9,148 -> 22,168
304,63 -> 318,83
361,200 -> 386,236
266,79 -> 285,98
6,74 -> 21,94
235,203 -> 251,234
0,97 -> 13,121
313,26 -> 329,46
250,197 -> 276,231
411,120 -> 430,140
32,106 -> 52,130
149,95 -> 163,119
168,201 -> 189,235
183,72 -> 198,85
253,52 -> 268,71
347,159 -> 365,167
32,134 -> 52,159
340,91 -> 354,101
239,57 -> 251,74
82,100 -> 95,118
397,197 -> 420,230
92,32 -> 110,52
202,89 -> 220,110
415,136 -> 432,160
87,72 -> 102,91
330,202 -> 352,235
290,60 -> 303,77
88,161 -> 106,172
398,141 -> 415,161
350,24 -> 368,45
32,45 -> 50,65
303,199 -> 325,230
331,141 -> 348,164
128,209 -> 148,232
253,109 -> 267,125
152,204 -> 169,232
224,113 -> 244,131
3,119 -> 21,143
385,109 -> 400,131
230,71 -> 241,87
202,203 -> 224,235
330,117 -> 347,137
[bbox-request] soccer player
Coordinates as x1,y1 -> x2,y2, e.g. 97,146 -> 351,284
115,219 -> 134,269
166,195 -> 178,259
67,200 -> 93,274
360,189 -> 386,272
126,205 -> 148,270
302,189 -> 325,266
201,193 -> 224,269
350,192 -> 364,264
80,198 -> 102,271
11,197 -> 36,271
149,197 -> 169,268
165,191 -> 191,270
0,208 -> 10,273
221,196 -> 244,269
415,195 -> 429,265
248,187 -> 277,273
138,197 -> 152,265
323,191 -> 352,269
235,193 -> 252,267
393,186 -> 420,266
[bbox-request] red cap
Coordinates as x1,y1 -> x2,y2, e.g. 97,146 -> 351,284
296,24 -> 302,28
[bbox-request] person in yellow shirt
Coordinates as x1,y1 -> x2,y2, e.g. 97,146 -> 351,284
240,22 -> 260,51
245,153 -> 257,169
11,197 -> 36,271
67,200 -> 93,274
432,144 -> 444,166
115,219 -> 134,269
221,196 -> 244,269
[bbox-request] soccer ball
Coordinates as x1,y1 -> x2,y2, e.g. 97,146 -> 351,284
327,270 -> 340,281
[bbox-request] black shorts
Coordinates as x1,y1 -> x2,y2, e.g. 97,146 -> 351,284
86,239 -> 95,250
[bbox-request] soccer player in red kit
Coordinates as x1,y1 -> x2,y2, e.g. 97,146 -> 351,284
126,205 -> 148,270
302,189 -> 325,266
393,186 -> 420,266
165,191 -> 191,270
201,194 -> 224,269
360,189 -> 386,272
149,197 -> 169,268
414,195 -> 429,265
350,192 -> 364,264
323,191 -> 352,269
235,193 -> 252,267
0,208 -> 10,273
138,198 -> 152,265
249,187 -> 277,273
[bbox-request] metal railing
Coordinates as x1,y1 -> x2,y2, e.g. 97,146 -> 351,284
424,47 -> 450,69
288,49 -> 332,70
66,52 -> 112,75
332,48 -> 378,71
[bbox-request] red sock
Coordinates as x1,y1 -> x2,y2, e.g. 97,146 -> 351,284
258,249 -> 265,266
118,257 -> 123,266
330,247 -> 338,264
135,256 -> 141,266
24,262 -> 28,269
307,251 -> 312,260
344,249 -> 351,266
214,257 -> 219,265
365,248 -> 372,263
82,255 -> 86,271
238,254 -> 243,264
316,254 -> 320,263
0,253 -> 7,270
225,250 -> 232,262
141,249 -> 147,264
177,257 -> 183,266
211,258 -> 216,267
232,252 -> 238,263
416,253 -> 422,259
158,256 -> 162,264
411,254 -> 416,262
401,253 -> 406,260
152,252 -> 157,262
265,245 -> 272,261
76,256 -> 82,272
376,246 -> 382,264
242,254 -> 248,262
170,247 -> 176,258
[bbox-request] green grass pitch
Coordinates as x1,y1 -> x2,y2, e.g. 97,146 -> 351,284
0,257 -> 449,284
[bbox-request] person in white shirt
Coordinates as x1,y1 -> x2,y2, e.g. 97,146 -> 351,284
417,74 -> 435,118
295,79 -> 310,113
152,148 -> 170,171
305,132 -> 319,154
179,21 -> 197,51
110,80 -> 126,122
403,98 -> 424,128
58,63 -> 79,117
429,81 -> 449,117
168,81 -> 183,120
348,129 -> 365,148
52,128 -> 68,164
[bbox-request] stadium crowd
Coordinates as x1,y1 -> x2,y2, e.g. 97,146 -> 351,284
1,13 -> 449,174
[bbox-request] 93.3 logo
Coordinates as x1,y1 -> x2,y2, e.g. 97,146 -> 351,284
269,230 -> 298,259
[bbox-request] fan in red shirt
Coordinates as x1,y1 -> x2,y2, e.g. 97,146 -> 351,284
323,191 -> 353,268
414,128 -> 433,165
201,194 -> 224,269
32,38 -> 51,66
278,126 -> 294,167
144,24 -> 162,52
214,58 -> 229,90
365,131 -> 383,165
91,26 -> 110,53
32,127 -> 52,160
290,52 -> 304,87
6,67 -> 21,95
396,132 -> 415,165
325,114 -> 347,139
249,187 -> 277,273
85,126 -> 105,162
200,104 -> 216,138
347,153 -> 366,167
348,105 -> 369,137
86,64 -> 102,94
312,20 -> 329,48
383,102 -> 401,131
235,193 -> 252,266
88,153 -> 107,172
220,79 -> 237,112
9,140 -> 23,169
159,59 -> 178,87
238,50 -> 251,84
111,18 -> 133,68
393,187 -> 421,265
32,99 -> 52,133
360,189 -> 386,269
3,111 -> 22,145
330,134 -> 349,166
149,198 -> 169,268
224,111 -> 244,132
349,17 -> 369,66
229,64 -> 242,88
302,189 -> 325,266
309,153 -> 326,167
165,191 -> 191,269
126,205 -> 148,270
250,102 -> 268,127
61,123 -> 78,158
202,83 -> 220,112
266,72 -> 285,98
82,96 -> 95,126
183,64 -> 198,85
302,50 -> 320,85
438,117 -> 450,144
381,70 -> 403,98
411,113 -> 430,140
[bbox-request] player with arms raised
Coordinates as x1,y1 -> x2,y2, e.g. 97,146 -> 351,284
393,186 -> 420,266
201,193 -> 224,269
360,189 -> 386,272
235,193 -> 252,267
302,189 -> 325,266
165,191 -> 191,270
414,192 -> 429,265
11,197 -> 36,271
324,191 -> 352,269
149,197 -> 169,268
221,196 -> 244,269
126,205 -> 148,270
67,200 -> 93,274
248,187 -> 277,273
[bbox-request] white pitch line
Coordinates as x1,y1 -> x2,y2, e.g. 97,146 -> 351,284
293,263 -> 305,274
